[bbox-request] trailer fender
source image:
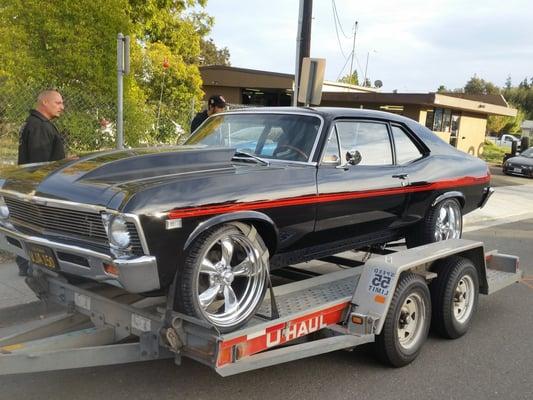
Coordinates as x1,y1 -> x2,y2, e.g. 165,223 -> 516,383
349,239 -> 487,336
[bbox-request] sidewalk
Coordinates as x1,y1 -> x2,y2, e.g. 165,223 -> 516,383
1,184 -> 532,310
0,261 -> 37,309
464,184 -> 533,232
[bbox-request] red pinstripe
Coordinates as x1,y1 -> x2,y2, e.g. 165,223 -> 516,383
168,174 -> 490,220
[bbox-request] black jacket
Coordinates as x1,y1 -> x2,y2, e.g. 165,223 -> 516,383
18,110 -> 65,165
190,110 -> 209,133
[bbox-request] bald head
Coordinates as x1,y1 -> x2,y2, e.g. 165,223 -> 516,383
36,90 -> 64,120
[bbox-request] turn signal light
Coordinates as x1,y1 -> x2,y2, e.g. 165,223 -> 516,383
103,263 -> 119,277
351,315 -> 364,325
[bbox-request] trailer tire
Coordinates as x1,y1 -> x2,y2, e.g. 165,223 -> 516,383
430,256 -> 479,339
175,223 -> 268,332
375,272 -> 431,367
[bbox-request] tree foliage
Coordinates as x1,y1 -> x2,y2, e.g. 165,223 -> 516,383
464,75 -> 500,96
338,72 -> 359,86
0,0 -> 229,151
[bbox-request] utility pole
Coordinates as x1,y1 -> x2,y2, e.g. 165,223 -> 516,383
293,0 -> 313,106
363,51 -> 369,87
348,21 -> 358,84
117,33 -> 130,149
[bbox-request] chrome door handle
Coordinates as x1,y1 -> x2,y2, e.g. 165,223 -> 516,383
392,173 -> 408,179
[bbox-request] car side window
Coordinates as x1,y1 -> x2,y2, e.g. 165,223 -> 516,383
391,125 -> 423,164
321,129 -> 341,164
336,121 -> 393,166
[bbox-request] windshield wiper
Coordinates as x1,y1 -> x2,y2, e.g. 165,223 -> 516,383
232,151 -> 270,166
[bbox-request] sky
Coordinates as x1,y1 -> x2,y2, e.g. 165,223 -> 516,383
203,0 -> 533,92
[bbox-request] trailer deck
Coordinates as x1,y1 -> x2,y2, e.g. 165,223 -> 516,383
0,239 -> 522,376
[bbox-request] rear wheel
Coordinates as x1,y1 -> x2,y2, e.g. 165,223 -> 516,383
375,273 -> 431,367
175,223 -> 268,332
406,198 -> 462,248
430,256 -> 479,339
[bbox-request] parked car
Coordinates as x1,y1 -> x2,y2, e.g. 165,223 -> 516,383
487,133 -> 520,148
0,108 -> 493,331
502,147 -> 533,177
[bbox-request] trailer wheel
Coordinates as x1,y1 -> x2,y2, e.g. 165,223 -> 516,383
430,256 -> 479,339
175,223 -> 268,332
375,273 -> 431,367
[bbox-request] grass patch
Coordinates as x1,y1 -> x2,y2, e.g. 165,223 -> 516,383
481,140 -> 507,165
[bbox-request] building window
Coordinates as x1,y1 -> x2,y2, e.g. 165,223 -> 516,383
433,108 -> 444,131
427,108 -> 454,132
241,89 -> 292,106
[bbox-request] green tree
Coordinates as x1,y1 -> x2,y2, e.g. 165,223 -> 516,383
0,0 -> 226,151
464,75 -> 500,95
200,38 -> 231,66
338,72 -> 359,86
437,85 -> 447,93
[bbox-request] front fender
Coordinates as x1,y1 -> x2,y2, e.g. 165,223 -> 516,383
183,211 -> 279,253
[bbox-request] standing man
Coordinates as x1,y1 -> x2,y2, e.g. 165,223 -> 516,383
18,89 -> 65,164
190,94 -> 226,133
16,89 -> 65,276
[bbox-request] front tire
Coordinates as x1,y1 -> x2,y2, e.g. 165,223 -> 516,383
175,223 -> 269,332
430,256 -> 479,339
406,198 -> 462,248
375,273 -> 431,367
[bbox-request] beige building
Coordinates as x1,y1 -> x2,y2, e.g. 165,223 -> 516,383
199,65 -> 517,157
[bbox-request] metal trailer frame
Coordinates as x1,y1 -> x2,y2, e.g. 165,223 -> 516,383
0,239 -> 522,377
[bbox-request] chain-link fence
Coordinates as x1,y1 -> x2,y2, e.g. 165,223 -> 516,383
0,81 -> 258,168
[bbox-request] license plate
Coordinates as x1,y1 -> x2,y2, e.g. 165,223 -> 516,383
513,167 -> 522,173
27,244 -> 59,270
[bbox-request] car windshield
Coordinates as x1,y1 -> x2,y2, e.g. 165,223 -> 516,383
185,113 -> 322,162
521,148 -> 533,158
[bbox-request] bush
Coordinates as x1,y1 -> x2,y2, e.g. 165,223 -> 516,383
481,140 -> 507,165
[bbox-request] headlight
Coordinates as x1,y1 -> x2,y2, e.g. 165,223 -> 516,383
110,216 -> 131,248
0,197 -> 9,219
102,214 -> 131,249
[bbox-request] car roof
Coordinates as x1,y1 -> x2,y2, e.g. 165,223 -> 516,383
225,106 -> 414,124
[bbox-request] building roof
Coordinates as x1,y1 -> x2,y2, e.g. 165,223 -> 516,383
321,92 -> 517,117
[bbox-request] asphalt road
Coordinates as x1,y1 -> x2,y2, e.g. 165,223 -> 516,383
1,218 -> 532,400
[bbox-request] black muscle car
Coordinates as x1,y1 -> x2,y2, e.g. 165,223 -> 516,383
0,107 -> 493,331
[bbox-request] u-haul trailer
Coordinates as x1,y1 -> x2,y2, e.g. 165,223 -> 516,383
0,239 -> 522,377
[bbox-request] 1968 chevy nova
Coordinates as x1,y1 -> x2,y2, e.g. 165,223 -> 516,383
0,108 -> 493,331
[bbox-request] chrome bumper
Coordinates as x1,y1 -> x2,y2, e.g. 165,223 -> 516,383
0,224 -> 160,293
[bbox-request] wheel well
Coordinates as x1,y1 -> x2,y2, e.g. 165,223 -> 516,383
242,219 -> 278,255
429,248 -> 487,293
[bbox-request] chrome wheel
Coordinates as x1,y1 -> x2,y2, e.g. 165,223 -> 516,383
195,227 -> 267,328
434,200 -> 462,241
397,293 -> 427,351
453,274 -> 475,323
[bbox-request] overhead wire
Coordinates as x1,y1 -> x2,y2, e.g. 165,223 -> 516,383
331,0 -> 361,81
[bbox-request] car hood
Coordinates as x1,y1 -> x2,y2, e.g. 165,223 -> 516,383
506,155 -> 533,166
0,146 -> 238,209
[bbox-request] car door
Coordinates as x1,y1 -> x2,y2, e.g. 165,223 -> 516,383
315,119 -> 408,237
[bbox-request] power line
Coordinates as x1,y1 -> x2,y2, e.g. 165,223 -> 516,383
331,0 -> 348,59
337,50 -> 353,80
331,0 -> 351,39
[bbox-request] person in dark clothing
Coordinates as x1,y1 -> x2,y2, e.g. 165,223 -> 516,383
190,94 -> 226,133
16,90 -> 65,276
18,90 -> 65,164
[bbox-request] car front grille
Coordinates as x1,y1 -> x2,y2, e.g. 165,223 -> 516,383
5,197 -> 144,256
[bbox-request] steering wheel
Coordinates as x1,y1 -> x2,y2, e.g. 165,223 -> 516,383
273,144 -> 309,161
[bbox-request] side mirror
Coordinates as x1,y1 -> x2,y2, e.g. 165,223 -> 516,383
346,149 -> 362,166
